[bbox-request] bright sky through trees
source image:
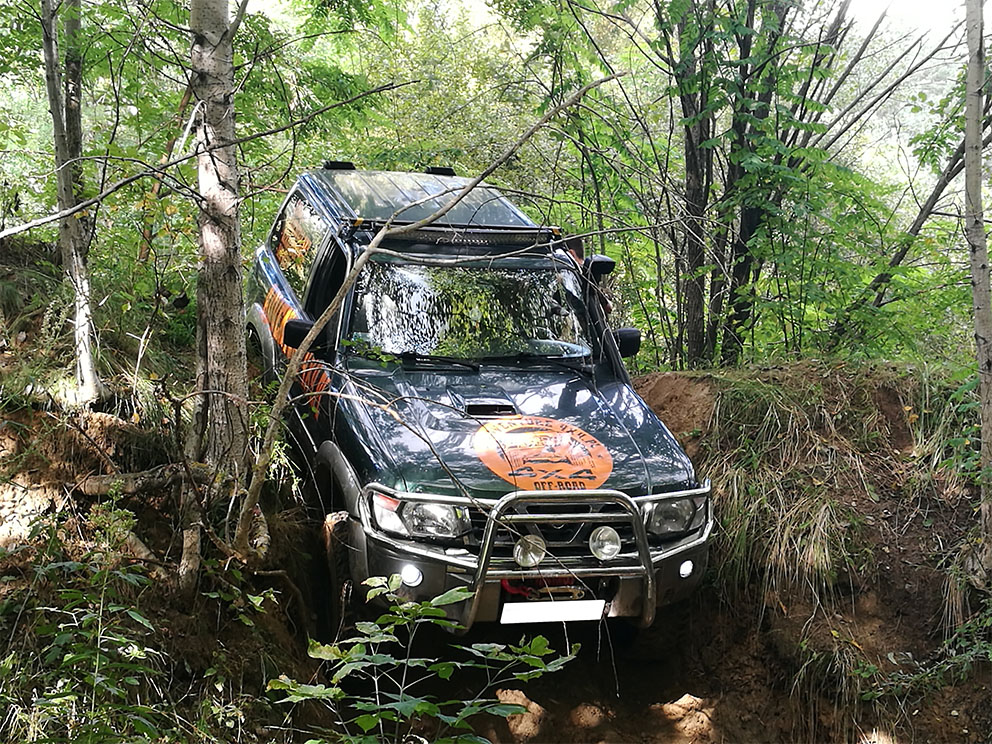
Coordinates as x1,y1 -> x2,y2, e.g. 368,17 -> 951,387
851,0 -> 964,34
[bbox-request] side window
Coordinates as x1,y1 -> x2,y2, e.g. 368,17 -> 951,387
270,194 -> 329,299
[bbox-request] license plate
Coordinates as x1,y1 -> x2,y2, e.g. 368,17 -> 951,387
500,599 -> 606,624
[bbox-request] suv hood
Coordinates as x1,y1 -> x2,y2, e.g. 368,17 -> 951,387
336,363 -> 695,499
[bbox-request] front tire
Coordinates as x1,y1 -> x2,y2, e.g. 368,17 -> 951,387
321,510 -> 355,641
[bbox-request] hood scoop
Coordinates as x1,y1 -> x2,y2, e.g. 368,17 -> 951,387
465,399 -> 518,417
447,384 -> 518,419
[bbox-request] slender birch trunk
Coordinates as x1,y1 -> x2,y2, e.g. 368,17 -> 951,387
40,0 -> 104,405
964,0 -> 992,573
182,0 -> 250,596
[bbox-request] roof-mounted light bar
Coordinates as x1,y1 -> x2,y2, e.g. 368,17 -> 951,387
344,220 -> 561,247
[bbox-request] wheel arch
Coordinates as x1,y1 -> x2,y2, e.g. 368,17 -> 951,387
246,302 -> 278,384
314,440 -> 362,516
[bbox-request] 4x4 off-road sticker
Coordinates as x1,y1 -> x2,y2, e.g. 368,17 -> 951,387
473,416 -> 613,490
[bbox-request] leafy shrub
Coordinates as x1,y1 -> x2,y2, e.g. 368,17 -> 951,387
269,575 -> 577,743
0,509 -> 171,743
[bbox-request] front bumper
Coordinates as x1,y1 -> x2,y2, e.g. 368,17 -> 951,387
354,484 -> 714,631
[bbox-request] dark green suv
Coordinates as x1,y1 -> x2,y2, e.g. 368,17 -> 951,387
246,163 -> 712,630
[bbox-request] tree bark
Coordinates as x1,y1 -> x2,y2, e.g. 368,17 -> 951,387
964,0 -> 992,573
678,6 -> 712,368
718,0 -> 788,367
184,0 -> 251,597
40,0 -> 104,405
664,0 -> 714,368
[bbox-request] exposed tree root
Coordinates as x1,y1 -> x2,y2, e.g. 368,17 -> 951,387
73,462 -> 228,496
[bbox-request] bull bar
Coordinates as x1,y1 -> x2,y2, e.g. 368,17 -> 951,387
358,482 -> 713,630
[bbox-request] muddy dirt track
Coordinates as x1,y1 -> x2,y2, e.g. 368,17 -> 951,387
471,601 -> 799,744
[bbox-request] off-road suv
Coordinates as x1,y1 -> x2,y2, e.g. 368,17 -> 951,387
246,163 -> 713,631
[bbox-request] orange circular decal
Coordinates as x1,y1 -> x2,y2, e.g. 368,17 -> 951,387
473,416 -> 613,491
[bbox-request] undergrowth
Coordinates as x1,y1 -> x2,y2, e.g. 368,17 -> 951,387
271,576 -> 577,743
0,500 -> 574,744
0,504 -> 290,743
691,360 -> 987,739
700,361 -> 975,608
0,506 -> 178,742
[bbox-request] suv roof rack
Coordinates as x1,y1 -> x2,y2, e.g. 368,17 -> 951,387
323,160 -> 356,170
425,166 -> 457,176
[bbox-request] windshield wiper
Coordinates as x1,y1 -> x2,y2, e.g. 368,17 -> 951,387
484,352 -> 593,373
398,351 -> 480,372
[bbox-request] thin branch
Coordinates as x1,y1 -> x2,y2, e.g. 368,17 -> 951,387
0,82 -> 411,242
227,0 -> 250,42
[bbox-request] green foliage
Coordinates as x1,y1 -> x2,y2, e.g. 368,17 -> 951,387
269,575 -> 577,743
938,374 -> 983,479
0,510 -> 171,742
202,561 -> 277,629
0,504 -> 305,743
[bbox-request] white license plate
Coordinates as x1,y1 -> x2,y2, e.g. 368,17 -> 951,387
499,599 -> 606,624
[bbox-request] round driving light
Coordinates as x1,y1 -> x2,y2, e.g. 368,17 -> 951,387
589,526 -> 622,560
400,563 -> 424,587
513,535 -> 547,567
679,560 -> 694,579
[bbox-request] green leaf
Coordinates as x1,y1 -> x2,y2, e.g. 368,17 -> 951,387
481,702 -> 528,717
125,609 -> 154,630
430,661 -> 456,679
355,713 -> 379,732
430,586 -> 473,607
308,638 -> 345,661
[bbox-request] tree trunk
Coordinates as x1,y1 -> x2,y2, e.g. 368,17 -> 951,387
964,0 -> 992,573
673,2 -> 714,368
721,206 -> 763,366
718,0 -> 787,367
682,126 -> 709,367
40,0 -> 104,405
183,0 -> 250,597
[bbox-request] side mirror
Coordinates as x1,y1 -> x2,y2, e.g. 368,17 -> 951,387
612,327 -> 641,358
585,254 -> 616,282
283,318 -> 315,349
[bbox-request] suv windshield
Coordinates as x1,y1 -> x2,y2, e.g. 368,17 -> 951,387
349,260 -> 593,359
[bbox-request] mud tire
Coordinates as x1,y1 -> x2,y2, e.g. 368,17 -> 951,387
321,510 -> 356,641
245,328 -> 275,401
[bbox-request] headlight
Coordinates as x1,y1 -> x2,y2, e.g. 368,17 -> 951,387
646,497 -> 704,536
372,493 -> 470,540
404,502 -> 470,538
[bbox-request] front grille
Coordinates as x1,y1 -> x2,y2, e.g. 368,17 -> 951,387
468,502 -> 639,562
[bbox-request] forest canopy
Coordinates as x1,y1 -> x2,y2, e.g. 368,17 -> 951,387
0,0 -> 977,379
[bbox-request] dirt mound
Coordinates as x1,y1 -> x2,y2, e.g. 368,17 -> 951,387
0,409 -> 171,547
635,373 -> 713,458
